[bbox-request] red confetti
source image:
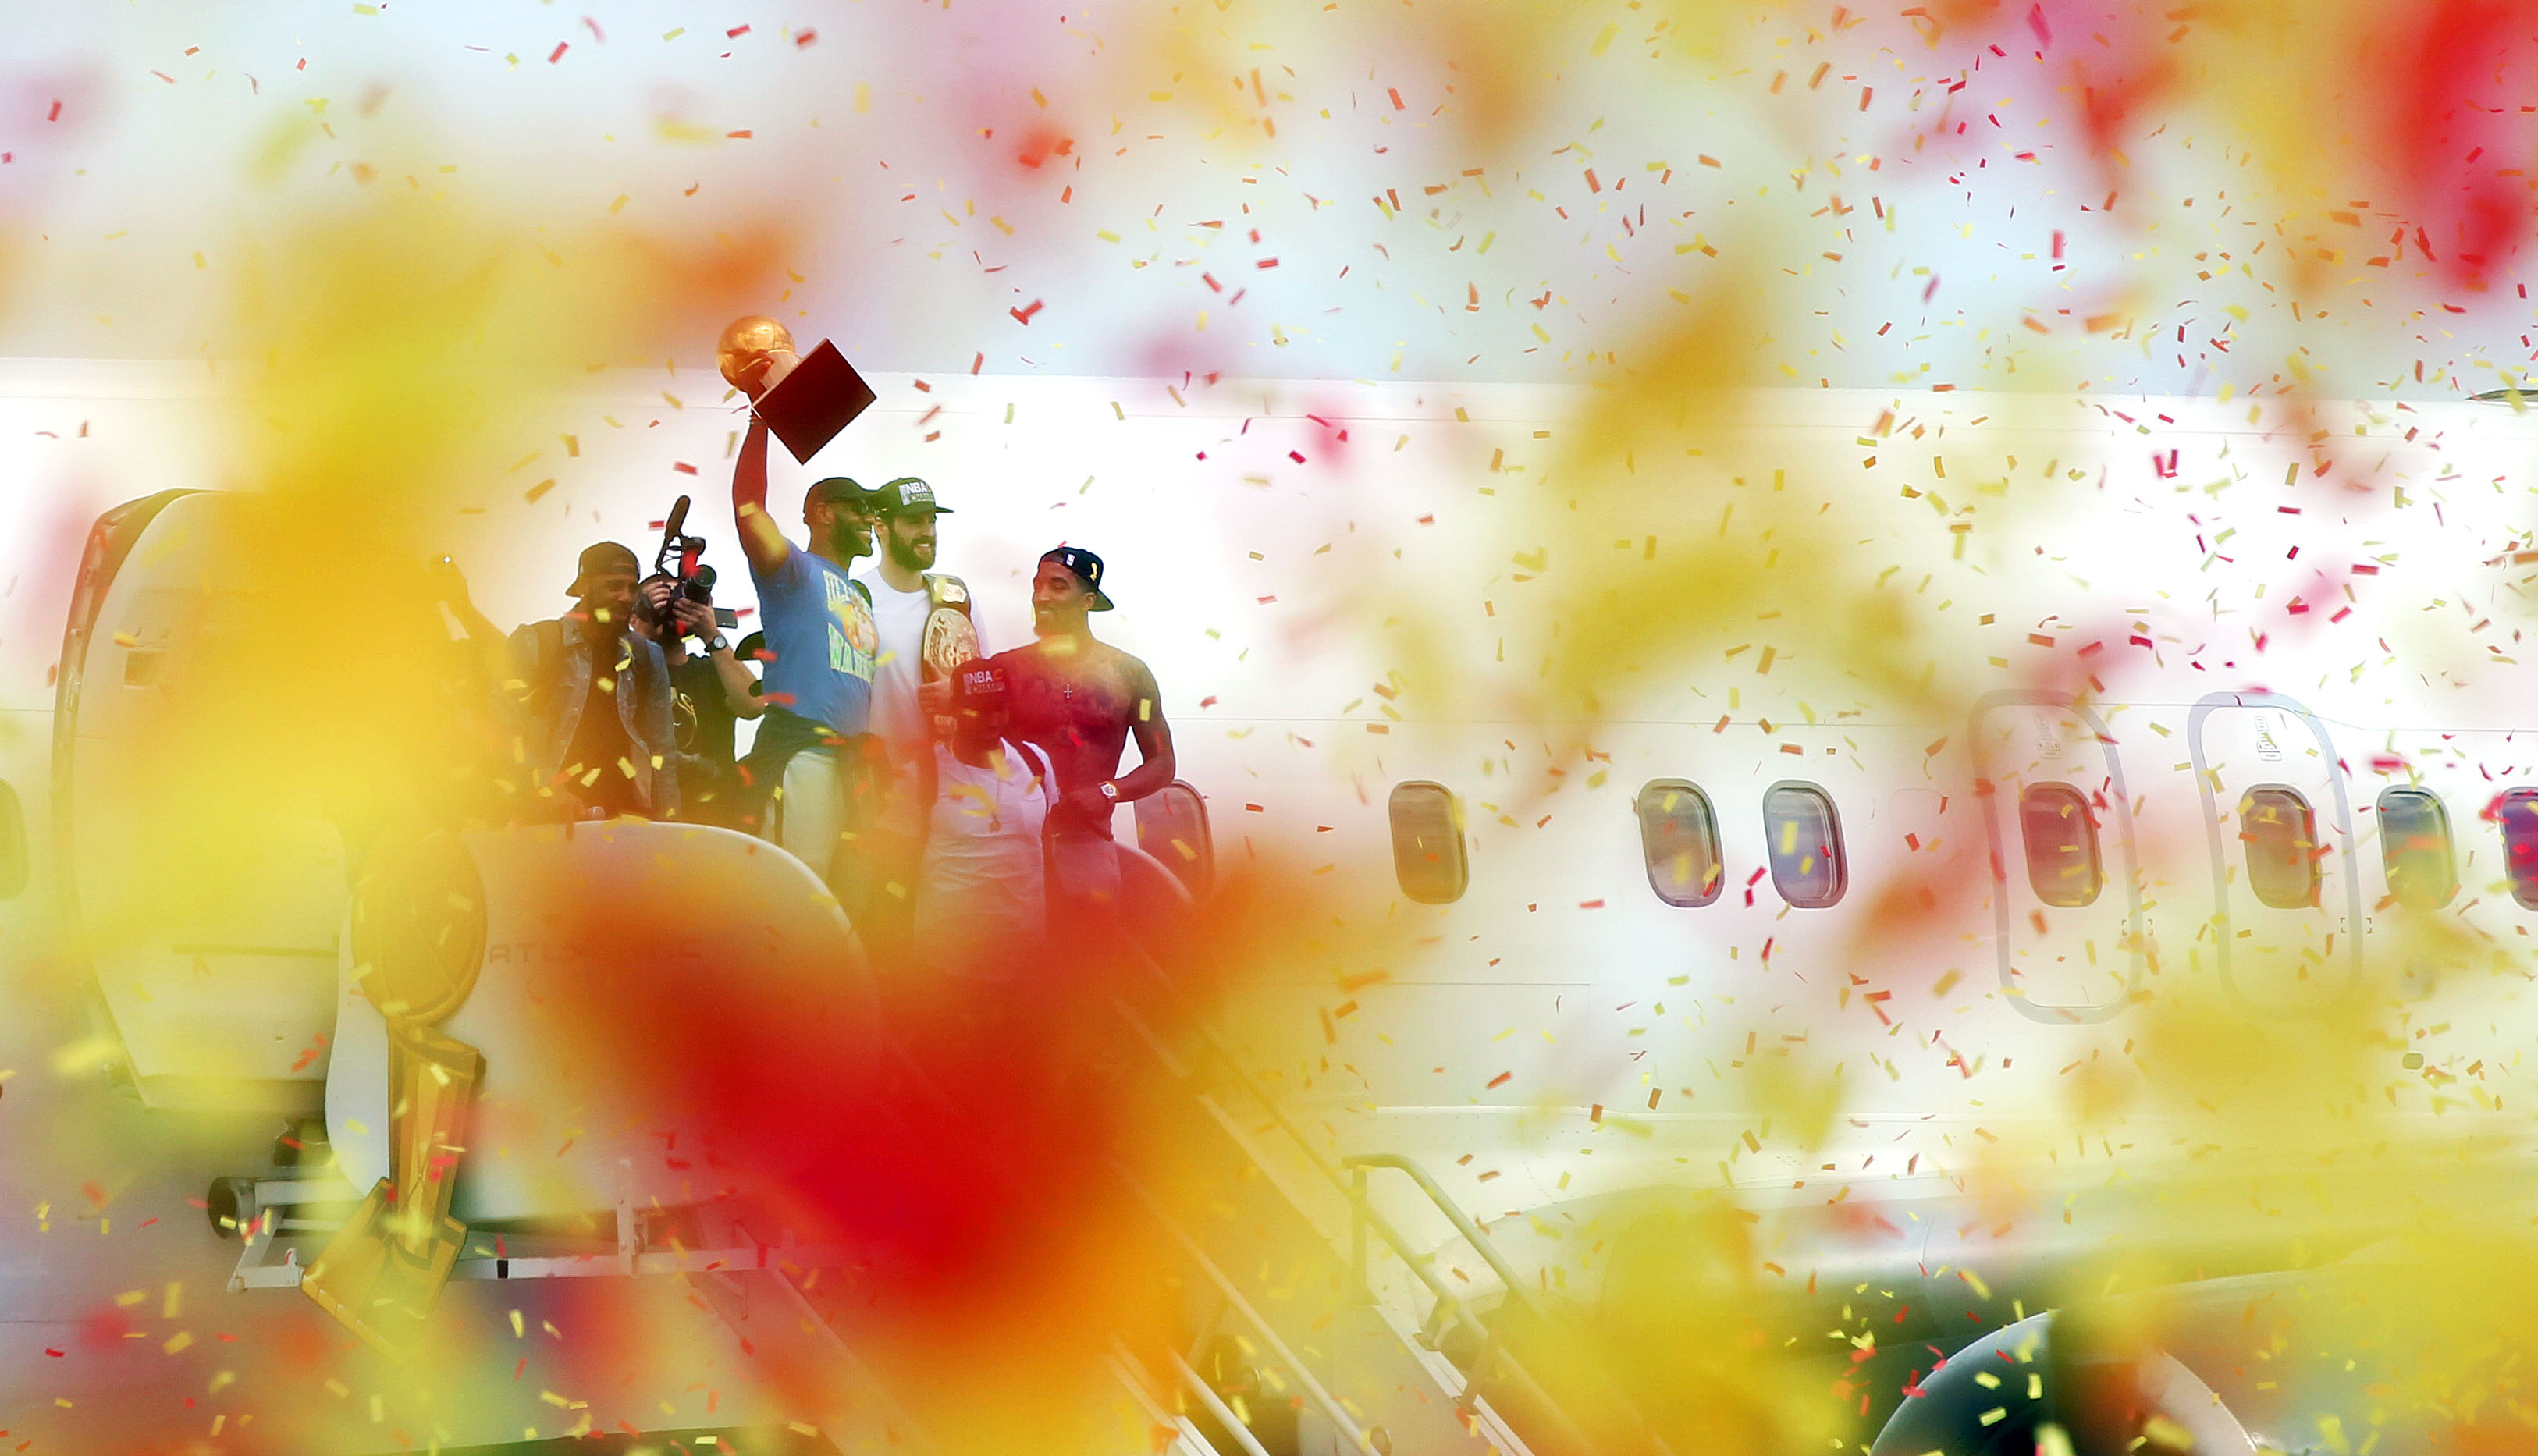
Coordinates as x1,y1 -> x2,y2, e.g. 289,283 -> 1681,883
1388,87 -> 1405,110
727,23 -> 751,37
797,28 -> 817,47
673,461 -> 699,474
1010,299 -> 1044,325
547,41 -> 568,63
1486,1071 -> 1513,1089
46,100 -> 61,121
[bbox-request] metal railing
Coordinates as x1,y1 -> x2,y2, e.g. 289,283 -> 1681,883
1342,1153 -> 1680,1456
1111,935 -> 1626,1455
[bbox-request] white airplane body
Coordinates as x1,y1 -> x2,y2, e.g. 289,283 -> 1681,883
2,358 -> 2533,1448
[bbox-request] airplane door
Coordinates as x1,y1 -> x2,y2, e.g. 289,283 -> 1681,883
2187,691 -> 2362,1014
55,492 -> 346,1110
1968,691 -> 2145,1023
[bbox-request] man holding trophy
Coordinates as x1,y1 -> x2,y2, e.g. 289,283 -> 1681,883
719,315 -> 887,920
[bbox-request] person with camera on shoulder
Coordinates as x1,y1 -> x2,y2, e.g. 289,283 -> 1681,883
636,573 -> 763,829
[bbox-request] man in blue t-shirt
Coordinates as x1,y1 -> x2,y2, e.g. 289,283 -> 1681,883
730,407 -> 883,913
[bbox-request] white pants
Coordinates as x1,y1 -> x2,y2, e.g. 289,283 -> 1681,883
770,748 -> 859,906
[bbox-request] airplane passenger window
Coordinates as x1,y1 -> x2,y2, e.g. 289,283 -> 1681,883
2239,785 -> 2320,911
1636,779 -> 1722,907
2497,787 -> 2538,911
1761,783 -> 1845,909
2375,786 -> 2455,911
0,779 -> 22,900
2018,782 -> 2103,908
1388,781 -> 1468,904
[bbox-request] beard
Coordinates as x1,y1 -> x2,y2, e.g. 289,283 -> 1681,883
826,519 -> 869,559
887,531 -> 935,573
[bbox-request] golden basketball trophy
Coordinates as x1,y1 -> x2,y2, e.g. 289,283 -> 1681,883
718,314 -> 877,463
300,834 -> 486,1359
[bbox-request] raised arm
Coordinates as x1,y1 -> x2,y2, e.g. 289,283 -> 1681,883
1113,659 -> 1178,802
731,414 -> 791,577
670,598 -> 762,719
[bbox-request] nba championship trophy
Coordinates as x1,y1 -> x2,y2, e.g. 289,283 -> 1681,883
717,314 -> 877,462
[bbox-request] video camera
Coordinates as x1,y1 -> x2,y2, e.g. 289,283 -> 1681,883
638,495 -> 740,637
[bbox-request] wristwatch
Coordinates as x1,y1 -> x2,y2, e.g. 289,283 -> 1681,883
1098,780 -> 1120,803
705,634 -> 730,653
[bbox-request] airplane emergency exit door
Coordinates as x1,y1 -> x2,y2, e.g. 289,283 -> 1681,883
2187,691 -> 2362,1014
1969,691 -> 2145,1022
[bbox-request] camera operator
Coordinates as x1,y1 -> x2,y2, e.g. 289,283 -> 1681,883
508,542 -> 681,821
638,574 -> 763,828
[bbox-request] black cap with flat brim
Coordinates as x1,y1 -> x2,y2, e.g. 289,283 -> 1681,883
1042,545 -> 1114,611
876,477 -> 952,516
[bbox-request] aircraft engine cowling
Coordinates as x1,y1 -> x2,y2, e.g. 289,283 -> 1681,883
325,819 -> 871,1224
1868,1311 -> 2259,1456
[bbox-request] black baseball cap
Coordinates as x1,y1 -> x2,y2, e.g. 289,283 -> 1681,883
1041,546 -> 1114,612
570,542 -> 639,595
875,477 -> 952,517
803,476 -> 882,518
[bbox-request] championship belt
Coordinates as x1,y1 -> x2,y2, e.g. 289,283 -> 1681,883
920,574 -> 979,733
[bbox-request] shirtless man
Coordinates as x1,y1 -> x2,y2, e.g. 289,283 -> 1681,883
983,548 -> 1175,916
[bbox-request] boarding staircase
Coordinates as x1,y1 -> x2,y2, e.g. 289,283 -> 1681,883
191,819 -> 1661,1455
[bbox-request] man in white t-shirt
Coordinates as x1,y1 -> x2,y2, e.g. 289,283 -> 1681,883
915,659 -> 1048,978
853,476 -> 983,969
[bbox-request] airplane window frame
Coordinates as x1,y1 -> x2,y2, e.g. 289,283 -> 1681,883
2017,781 -> 2104,908
1387,780 -> 1469,905
2375,786 -> 2456,911
1761,781 -> 1846,910
1635,779 -> 1723,908
2239,783 -> 2321,911
2496,787 -> 2538,911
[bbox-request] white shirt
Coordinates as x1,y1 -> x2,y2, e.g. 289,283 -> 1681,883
915,739 -> 1049,975
855,570 -> 936,756
856,568 -> 987,837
